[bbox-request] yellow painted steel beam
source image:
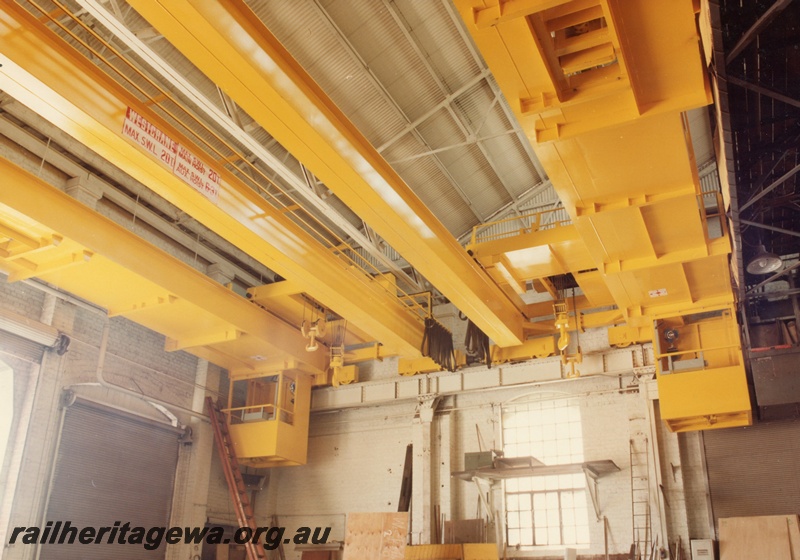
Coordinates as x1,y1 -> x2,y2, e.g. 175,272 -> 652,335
459,0 -> 711,142
608,324 -> 652,347
343,344 -> 388,364
535,277 -> 559,300
398,356 -> 447,377
491,258 -> 527,295
124,0 -> 525,347
108,294 -> 178,317
0,223 -> 40,248
523,321 -> 560,336
247,282 -> 303,300
0,235 -> 62,261
492,336 -> 556,363
469,224 -> 593,276
524,295 -> 586,318
0,156 -> 327,375
601,237 -> 730,275
0,2 -> 423,356
398,352 -> 469,376
573,269 -> 615,308
165,329 -> 242,352
537,113 -> 702,218
9,250 -> 93,282
473,0 -> 575,28
581,309 -> 624,329
247,282 -> 377,350
228,359 -> 324,383
524,308 -> 624,337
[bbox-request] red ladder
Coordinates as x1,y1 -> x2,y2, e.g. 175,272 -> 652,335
206,396 -> 268,560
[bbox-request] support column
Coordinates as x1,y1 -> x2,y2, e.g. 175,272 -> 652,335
437,411 -> 452,531
644,385 -> 671,548
166,359 -> 219,560
411,396 -> 439,544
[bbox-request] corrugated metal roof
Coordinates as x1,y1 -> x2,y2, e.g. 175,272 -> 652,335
453,83 -> 543,197
391,0 -> 482,92
246,0 -> 549,236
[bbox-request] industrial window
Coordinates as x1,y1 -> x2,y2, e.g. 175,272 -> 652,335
502,397 -> 590,549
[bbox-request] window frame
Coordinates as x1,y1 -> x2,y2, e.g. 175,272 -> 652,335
501,394 -> 591,551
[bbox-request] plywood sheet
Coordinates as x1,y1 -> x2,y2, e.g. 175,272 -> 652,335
788,515 -> 800,560
719,516 -> 796,560
343,512 -> 408,560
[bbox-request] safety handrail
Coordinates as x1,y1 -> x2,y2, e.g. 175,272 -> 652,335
469,207 -> 572,246
222,404 -> 293,424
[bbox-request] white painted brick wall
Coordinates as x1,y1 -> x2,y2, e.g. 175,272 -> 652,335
257,402 -> 414,559
206,450 -> 240,526
264,372 -> 668,559
0,280 -> 208,560
0,275 -> 708,560
0,280 -> 46,319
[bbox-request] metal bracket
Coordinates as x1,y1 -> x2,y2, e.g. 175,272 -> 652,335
414,394 -> 440,423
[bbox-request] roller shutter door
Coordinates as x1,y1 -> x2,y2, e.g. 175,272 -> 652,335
703,419 -> 800,533
40,399 -> 180,559
0,329 -> 45,363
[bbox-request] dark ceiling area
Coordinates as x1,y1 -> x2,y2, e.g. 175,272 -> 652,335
718,0 -> 800,276
711,0 -> 800,420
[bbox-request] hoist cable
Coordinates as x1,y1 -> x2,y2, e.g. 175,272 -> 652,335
465,319 -> 491,368
421,317 -> 456,372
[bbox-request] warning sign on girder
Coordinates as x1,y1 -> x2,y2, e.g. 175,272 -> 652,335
122,107 -> 220,203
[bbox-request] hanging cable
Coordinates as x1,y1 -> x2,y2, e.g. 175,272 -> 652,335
571,287 -> 581,351
421,317 -> 456,372
464,319 -> 491,368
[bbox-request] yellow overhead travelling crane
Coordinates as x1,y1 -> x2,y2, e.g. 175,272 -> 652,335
0,0 -> 420,466
0,0 -> 426,357
122,0 -> 527,349
454,0 -> 752,431
0,0 -> 752,452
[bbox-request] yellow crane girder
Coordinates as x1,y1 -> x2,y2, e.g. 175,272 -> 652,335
0,156 -> 326,377
0,1 -> 424,357
123,0 -> 525,347
454,0 -> 733,320
455,0 -> 752,430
